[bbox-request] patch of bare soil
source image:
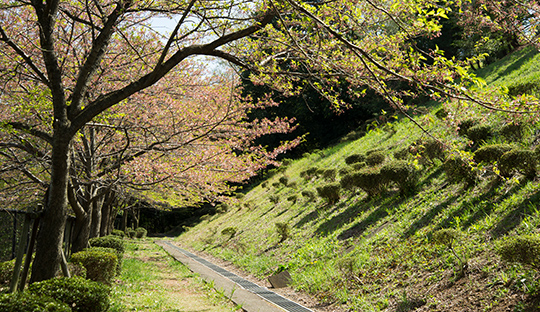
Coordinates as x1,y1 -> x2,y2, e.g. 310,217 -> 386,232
386,258 -> 540,312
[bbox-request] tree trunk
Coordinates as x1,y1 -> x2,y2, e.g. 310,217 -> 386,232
100,201 -> 110,237
100,189 -> 115,237
121,210 -> 127,232
30,138 -> 70,283
68,182 -> 93,253
90,195 -> 103,238
71,213 -> 91,253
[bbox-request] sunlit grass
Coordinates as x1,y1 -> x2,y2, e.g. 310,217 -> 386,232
110,240 -> 239,312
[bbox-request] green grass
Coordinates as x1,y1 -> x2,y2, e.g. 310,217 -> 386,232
110,240 -> 240,312
176,49 -> 540,311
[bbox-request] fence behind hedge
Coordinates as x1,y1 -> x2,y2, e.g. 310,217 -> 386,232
0,209 -> 27,262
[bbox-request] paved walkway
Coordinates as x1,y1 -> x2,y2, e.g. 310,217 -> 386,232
156,240 -> 313,312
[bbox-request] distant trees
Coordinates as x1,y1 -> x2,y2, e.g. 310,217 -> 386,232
240,71 -> 387,156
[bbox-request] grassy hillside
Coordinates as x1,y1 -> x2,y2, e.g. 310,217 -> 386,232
175,48 -> 540,312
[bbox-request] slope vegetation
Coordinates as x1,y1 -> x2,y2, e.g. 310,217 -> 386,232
176,47 -> 540,312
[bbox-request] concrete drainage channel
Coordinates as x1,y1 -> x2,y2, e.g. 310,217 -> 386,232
157,240 -> 314,312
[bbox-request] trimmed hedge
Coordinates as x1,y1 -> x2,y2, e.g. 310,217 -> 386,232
111,229 -> 125,238
89,235 -> 125,254
135,227 -> 147,239
473,144 -> 513,164
71,248 -> 118,285
316,183 -> 341,205
89,235 -> 125,274
498,149 -> 537,178
125,228 -> 136,238
380,160 -> 418,196
497,235 -> 540,269
0,292 -> 71,312
0,259 -> 15,285
28,276 -> 110,312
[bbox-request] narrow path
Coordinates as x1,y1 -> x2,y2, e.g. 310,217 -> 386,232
156,240 -> 314,312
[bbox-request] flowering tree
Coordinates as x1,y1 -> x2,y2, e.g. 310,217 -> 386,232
66,69 -> 297,252
242,0 -> 539,119
459,0 -> 539,48
0,0 -> 283,282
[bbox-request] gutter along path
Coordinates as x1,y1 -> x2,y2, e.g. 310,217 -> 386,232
156,240 -> 314,312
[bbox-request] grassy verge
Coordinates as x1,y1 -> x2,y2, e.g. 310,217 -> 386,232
110,239 -> 241,312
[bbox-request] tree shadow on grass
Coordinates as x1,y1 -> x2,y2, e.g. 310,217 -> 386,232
335,195 -> 405,240
293,195 -> 352,229
336,205 -> 389,240
294,209 -> 320,229
315,202 -> 366,236
490,191 -> 540,239
416,167 -> 445,190
402,194 -> 459,239
432,180 -> 526,234
477,47 -> 537,82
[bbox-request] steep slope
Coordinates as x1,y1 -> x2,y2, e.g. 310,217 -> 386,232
176,48 -> 540,312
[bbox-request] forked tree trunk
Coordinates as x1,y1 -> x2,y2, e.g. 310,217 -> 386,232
69,183 -> 93,253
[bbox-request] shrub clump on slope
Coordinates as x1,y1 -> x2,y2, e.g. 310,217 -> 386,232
340,167 -> 386,197
497,235 -> 540,269
443,153 -> 476,185
380,160 -> 418,195
473,143 -> 513,164
498,149 -> 537,178
316,183 -> 341,205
